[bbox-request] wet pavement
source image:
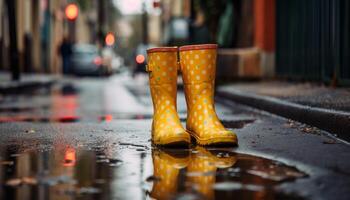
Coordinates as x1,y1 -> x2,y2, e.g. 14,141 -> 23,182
0,74 -> 349,200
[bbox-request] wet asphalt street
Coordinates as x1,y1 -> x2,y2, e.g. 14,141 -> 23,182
0,74 -> 349,200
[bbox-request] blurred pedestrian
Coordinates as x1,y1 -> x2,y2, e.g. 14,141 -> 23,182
59,37 -> 73,74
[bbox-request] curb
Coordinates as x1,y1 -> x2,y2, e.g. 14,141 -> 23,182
217,88 -> 350,142
0,79 -> 57,94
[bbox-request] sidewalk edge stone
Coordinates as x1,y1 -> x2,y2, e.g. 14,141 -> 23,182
217,88 -> 350,142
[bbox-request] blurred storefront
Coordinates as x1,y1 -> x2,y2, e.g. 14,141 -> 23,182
156,0 -> 349,86
156,0 -> 274,80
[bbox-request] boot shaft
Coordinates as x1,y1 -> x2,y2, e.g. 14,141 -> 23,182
179,44 -> 218,84
147,47 -> 179,85
147,47 -> 179,111
146,47 -> 190,146
179,44 -> 218,114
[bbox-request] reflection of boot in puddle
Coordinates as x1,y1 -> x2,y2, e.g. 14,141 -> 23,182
150,149 -> 190,200
187,147 -> 237,199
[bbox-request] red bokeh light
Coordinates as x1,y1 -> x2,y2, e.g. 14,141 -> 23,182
105,114 -> 113,122
105,33 -> 115,46
136,54 -> 145,64
65,4 -> 79,21
93,56 -> 103,66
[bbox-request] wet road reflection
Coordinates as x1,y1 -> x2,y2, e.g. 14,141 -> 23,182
0,144 -> 307,200
0,81 -> 153,123
148,147 -> 307,200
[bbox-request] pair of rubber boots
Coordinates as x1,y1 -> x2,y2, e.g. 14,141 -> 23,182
146,44 -> 237,146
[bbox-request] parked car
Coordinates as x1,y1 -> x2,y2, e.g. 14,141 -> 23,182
71,44 -> 108,76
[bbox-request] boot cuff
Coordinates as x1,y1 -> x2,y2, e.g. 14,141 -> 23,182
179,44 -> 217,51
147,47 -> 178,53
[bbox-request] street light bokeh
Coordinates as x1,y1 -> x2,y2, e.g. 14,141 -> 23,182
136,54 -> 145,64
105,33 -> 116,46
65,3 -> 79,21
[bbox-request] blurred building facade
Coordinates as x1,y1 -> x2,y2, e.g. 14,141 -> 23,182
0,0 -> 116,76
1,0 -> 349,85
1,0 -> 66,74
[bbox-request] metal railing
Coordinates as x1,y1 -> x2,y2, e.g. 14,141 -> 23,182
276,0 -> 350,86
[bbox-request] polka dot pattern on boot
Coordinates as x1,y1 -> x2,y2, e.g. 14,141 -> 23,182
179,47 -> 237,145
147,49 -> 190,145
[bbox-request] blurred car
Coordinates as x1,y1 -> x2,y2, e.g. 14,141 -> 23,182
71,44 -> 108,76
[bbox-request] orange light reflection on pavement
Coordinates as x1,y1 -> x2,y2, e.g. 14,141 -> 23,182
63,147 -> 76,167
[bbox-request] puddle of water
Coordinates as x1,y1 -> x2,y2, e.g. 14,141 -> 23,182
0,145 -> 124,199
147,147 -> 307,200
0,145 -> 307,200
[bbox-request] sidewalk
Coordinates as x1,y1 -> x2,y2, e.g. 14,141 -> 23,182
0,72 -> 59,94
217,81 -> 350,142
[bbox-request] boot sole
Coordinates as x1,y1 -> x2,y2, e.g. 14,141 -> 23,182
152,137 -> 191,147
187,130 -> 238,147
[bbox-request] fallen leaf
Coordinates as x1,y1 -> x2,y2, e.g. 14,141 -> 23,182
323,139 -> 337,144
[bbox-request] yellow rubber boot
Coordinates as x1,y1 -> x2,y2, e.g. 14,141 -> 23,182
150,149 -> 189,199
187,147 -> 237,199
179,44 -> 238,146
146,47 -> 190,146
